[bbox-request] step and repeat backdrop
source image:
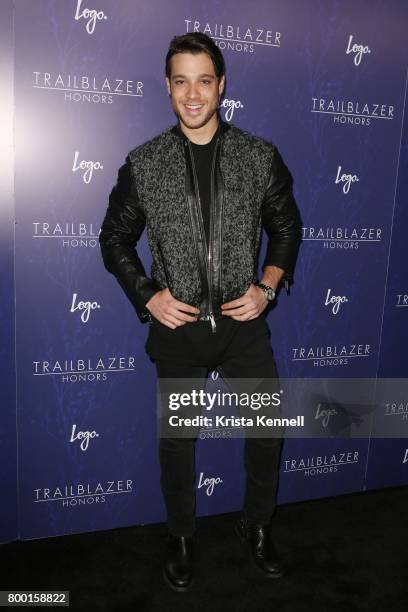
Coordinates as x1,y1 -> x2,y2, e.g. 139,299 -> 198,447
1,0 -> 17,545
1,0 -> 407,543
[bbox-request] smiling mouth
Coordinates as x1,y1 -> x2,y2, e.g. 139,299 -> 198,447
184,104 -> 204,111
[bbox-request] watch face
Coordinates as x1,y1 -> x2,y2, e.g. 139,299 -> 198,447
258,283 -> 275,301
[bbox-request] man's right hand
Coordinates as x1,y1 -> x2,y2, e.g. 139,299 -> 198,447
145,288 -> 200,329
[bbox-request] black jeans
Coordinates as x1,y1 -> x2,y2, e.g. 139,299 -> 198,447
148,315 -> 283,537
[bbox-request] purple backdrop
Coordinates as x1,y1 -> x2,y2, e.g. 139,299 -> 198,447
1,0 -> 407,543
0,0 -> 18,544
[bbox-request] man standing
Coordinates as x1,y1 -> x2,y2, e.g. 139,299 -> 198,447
99,33 -> 302,591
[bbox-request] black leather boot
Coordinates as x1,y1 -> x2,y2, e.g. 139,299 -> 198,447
235,516 -> 284,578
162,533 -> 194,591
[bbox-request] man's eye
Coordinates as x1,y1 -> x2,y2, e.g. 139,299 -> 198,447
175,80 -> 184,85
201,80 -> 210,85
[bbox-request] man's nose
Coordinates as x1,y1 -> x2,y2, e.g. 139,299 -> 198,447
185,82 -> 200,99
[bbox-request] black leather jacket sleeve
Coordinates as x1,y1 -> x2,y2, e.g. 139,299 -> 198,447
99,155 -> 161,324
261,146 -> 302,285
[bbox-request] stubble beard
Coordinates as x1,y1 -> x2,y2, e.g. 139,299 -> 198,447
174,101 -> 220,132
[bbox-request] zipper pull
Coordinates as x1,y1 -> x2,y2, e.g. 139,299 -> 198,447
284,279 -> 290,295
209,312 -> 217,333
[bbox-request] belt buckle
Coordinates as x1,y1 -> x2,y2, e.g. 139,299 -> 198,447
198,312 -> 219,333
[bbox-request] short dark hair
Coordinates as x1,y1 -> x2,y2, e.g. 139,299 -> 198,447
165,33 -> 225,79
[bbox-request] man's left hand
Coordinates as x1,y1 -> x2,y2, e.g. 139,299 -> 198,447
221,284 -> 268,321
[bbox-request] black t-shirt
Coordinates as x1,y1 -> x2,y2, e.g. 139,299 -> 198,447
190,126 -> 219,249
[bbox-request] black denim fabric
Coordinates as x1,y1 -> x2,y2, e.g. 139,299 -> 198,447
151,315 -> 283,536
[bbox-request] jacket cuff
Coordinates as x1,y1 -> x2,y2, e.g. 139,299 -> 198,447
262,238 -> 301,284
112,269 -> 162,324
135,278 -> 162,324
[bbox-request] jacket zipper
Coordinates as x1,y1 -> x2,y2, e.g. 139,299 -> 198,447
187,139 -> 219,333
209,139 -> 220,332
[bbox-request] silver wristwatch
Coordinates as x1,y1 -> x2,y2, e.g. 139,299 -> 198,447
257,282 -> 276,302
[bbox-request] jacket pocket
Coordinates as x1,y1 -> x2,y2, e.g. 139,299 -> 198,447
157,242 -> 170,287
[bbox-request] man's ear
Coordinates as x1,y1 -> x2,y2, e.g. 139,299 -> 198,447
166,77 -> 171,96
218,75 -> 225,99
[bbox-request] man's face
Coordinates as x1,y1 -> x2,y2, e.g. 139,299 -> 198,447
166,52 -> 225,131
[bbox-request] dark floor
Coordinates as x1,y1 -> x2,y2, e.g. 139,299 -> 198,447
1,486 -> 407,611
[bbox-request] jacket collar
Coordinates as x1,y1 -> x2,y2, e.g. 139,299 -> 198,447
171,116 -> 230,141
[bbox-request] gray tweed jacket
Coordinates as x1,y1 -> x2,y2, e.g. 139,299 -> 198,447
99,120 -> 302,327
